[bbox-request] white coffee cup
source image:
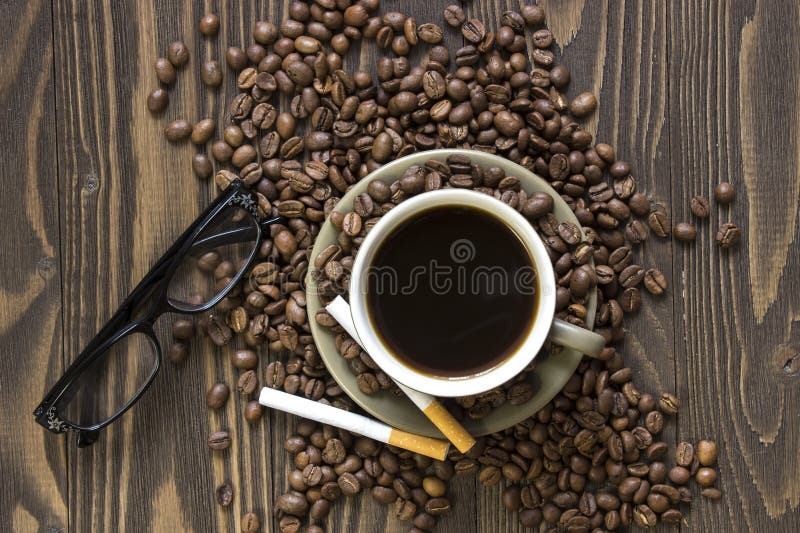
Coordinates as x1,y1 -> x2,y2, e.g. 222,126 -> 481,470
345,189 -> 606,397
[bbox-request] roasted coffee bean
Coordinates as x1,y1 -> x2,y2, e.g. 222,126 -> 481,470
570,92 -> 597,117
633,504 -> 657,528
461,18 -> 486,43
715,181 -> 736,204
342,212 -> 362,236
618,476 -> 641,500
702,487 -> 722,499
479,465 -> 501,486
691,194 -> 711,217
276,492 -> 309,516
651,484 -> 680,504
557,221 -> 581,245
232,349 -> 258,369
648,209 -> 671,238
668,466 -> 690,485
244,400 -> 264,423
676,442 -> 695,467
199,13 -> 219,36
191,118 -> 215,145
422,476 -> 446,497
696,467 -> 717,487
208,430 -> 231,451
644,411 -> 664,434
338,472 -> 361,496
659,392 -> 679,415
225,46 -> 247,70
201,60 -> 223,87
172,319 -> 195,340
696,439 -> 718,465
322,438 -> 346,464
265,361 -> 286,389
413,513 -> 436,530
646,442 -> 669,461
216,481 -> 233,506
444,5 -> 466,27
252,22 -> 278,46
643,268 -> 668,296
229,94 -> 254,122
167,41 -> 189,67
454,458 -> 479,476
658,508 -> 682,525
206,383 -> 230,409
208,316 -> 233,346
425,497 -> 451,516
627,192 -> 650,217
716,222 -> 741,248
147,88 -> 169,113
309,499 -> 331,521
673,222 -> 697,242
237,370 -> 258,395
395,498 -> 417,521
302,464 -> 323,486
164,119 -> 192,142
648,462 -> 667,484
620,287 -> 641,313
241,512 -> 260,533
154,57 -> 177,84
519,507 -> 543,528
192,154 -> 213,179
418,23 -> 443,44
619,265 -> 645,288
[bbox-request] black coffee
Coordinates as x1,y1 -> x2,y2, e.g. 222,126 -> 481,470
366,205 -> 538,377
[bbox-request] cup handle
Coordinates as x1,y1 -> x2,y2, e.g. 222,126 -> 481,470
548,318 -> 606,358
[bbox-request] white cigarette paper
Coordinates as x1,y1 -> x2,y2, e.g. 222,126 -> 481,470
258,387 -> 449,460
260,386 -> 390,442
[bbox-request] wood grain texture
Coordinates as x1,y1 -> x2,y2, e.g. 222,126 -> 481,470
2,0 -> 798,531
53,0 -> 223,530
0,1 -> 68,532
670,0 -> 800,530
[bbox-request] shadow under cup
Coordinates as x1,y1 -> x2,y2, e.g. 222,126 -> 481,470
363,202 -> 542,379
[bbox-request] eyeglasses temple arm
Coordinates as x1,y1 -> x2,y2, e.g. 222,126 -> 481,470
187,215 -> 285,255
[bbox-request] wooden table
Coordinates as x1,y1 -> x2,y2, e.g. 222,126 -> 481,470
3,1 -> 799,531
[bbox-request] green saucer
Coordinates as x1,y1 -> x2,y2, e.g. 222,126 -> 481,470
306,149 -> 596,438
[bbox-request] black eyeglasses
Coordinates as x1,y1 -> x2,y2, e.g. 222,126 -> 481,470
34,180 -> 283,447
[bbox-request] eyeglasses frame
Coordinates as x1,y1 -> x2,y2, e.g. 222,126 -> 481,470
34,179 -> 282,446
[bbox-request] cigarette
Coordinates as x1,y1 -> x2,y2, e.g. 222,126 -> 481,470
327,296 -> 476,453
258,387 -> 450,461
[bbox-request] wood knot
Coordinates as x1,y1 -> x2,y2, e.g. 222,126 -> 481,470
783,352 -> 800,376
36,257 -> 56,280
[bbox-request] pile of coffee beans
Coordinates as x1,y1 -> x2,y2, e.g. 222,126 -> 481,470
147,2 -> 728,531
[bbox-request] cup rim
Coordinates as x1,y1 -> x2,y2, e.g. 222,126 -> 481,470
349,188 -> 557,397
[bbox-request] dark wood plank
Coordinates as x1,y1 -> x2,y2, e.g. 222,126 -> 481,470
0,1 -> 67,531
669,0 -> 800,530
53,0 -> 231,530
